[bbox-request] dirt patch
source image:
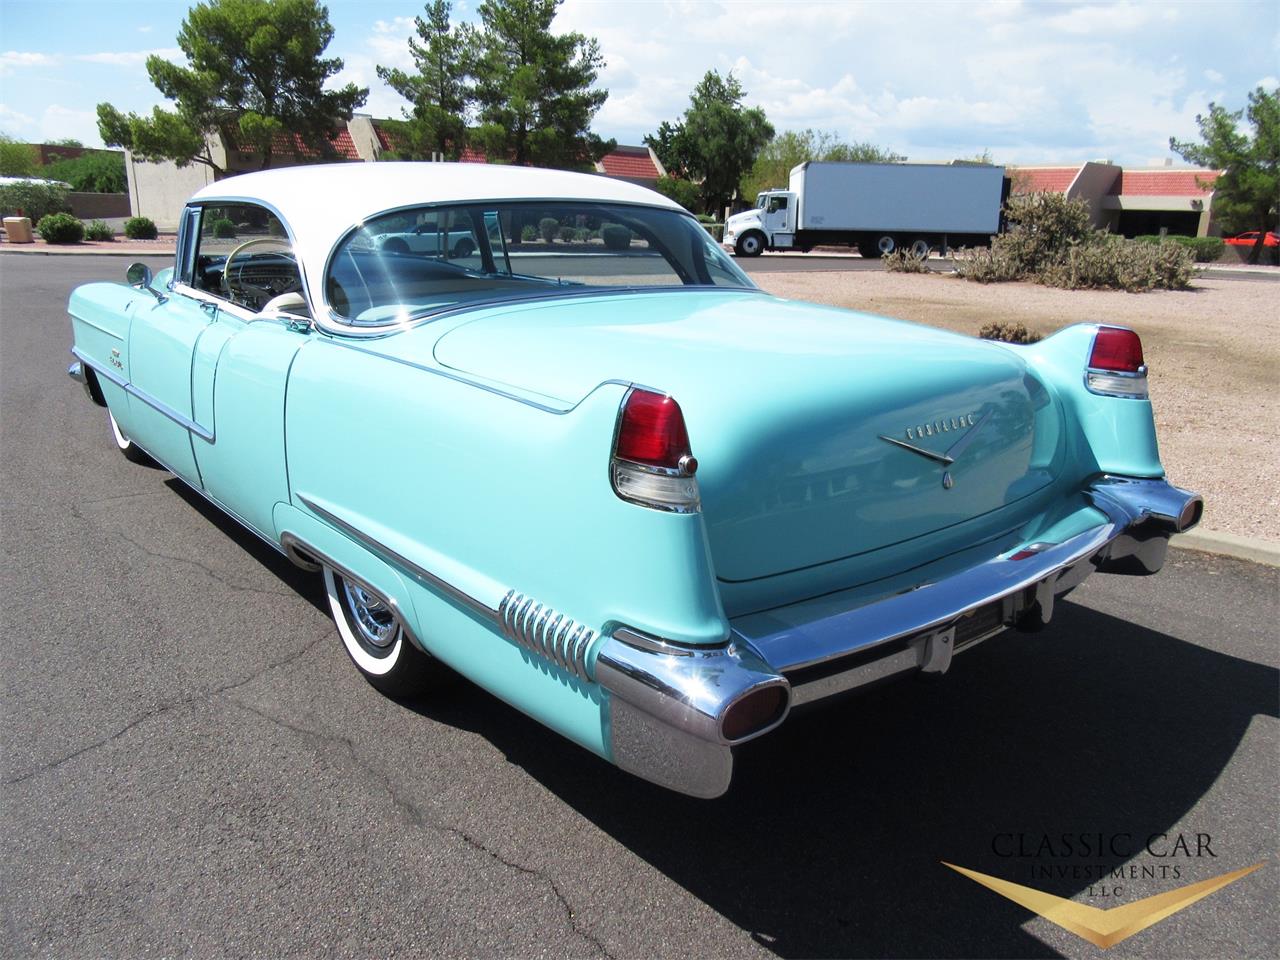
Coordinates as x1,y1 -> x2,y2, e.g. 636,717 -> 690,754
753,269 -> 1279,542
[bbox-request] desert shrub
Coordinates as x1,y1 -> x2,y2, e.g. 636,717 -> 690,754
123,216 -> 158,240
37,212 -> 85,244
539,217 -> 560,242
979,321 -> 1043,344
520,224 -> 538,242
1040,236 -> 1193,292
953,245 -> 1021,283
601,224 -> 632,250
83,219 -> 114,241
883,248 -> 929,273
1134,234 -> 1224,262
0,180 -> 71,223
211,218 -> 237,239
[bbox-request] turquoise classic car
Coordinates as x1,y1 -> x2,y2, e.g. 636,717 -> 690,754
67,163 -> 1202,798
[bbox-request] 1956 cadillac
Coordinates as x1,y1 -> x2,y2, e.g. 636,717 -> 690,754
67,163 -> 1202,797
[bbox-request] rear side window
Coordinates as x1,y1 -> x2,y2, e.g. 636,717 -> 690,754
326,200 -> 754,326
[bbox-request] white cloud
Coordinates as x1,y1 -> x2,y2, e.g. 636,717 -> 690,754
0,102 -> 36,132
0,50 -> 60,75
38,105 -> 100,145
1204,68 -> 1224,84
1257,75 -> 1279,89
75,48 -> 183,68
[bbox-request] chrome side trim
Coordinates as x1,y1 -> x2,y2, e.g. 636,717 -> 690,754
71,346 -> 215,442
496,590 -> 597,680
294,493 -> 495,620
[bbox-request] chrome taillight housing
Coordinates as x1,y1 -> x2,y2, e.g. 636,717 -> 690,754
610,388 -> 700,512
1086,325 -> 1149,398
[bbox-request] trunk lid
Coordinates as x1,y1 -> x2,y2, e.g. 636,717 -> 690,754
432,290 -> 1063,584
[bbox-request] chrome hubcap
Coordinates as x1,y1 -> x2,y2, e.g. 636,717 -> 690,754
342,580 -> 398,650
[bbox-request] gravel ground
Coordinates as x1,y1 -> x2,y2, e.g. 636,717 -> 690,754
753,270 -> 1279,542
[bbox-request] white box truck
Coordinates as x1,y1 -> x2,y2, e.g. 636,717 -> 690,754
724,161 -> 1008,258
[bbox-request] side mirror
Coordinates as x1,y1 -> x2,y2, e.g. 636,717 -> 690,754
126,262 -> 167,303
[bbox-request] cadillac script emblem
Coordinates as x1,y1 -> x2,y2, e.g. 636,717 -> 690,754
879,409 -> 990,487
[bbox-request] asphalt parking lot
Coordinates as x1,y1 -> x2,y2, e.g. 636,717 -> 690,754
2,254 -> 1277,959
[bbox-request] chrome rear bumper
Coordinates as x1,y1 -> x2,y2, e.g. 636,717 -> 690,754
596,476 -> 1202,798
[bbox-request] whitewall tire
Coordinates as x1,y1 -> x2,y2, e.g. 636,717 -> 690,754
323,565 -> 434,695
108,409 -> 153,465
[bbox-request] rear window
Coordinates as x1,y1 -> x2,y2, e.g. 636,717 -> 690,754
326,201 -> 753,326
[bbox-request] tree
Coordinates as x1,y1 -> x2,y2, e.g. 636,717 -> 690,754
376,1 -> 472,160
0,133 -> 38,177
1170,85 -> 1279,263
653,175 -> 699,211
97,0 -> 367,176
740,129 -> 904,201
647,71 -> 773,215
468,0 -> 613,169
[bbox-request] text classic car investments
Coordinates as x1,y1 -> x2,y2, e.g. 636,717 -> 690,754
66,163 -> 1202,798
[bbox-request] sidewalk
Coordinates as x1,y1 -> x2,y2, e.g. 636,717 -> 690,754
0,236 -> 177,257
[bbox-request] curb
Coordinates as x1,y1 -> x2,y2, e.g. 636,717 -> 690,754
1170,529 -> 1280,568
0,246 -> 176,258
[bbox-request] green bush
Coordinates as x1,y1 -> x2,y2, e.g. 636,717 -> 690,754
211,218 -> 237,239
654,175 -> 700,211
979,321 -> 1043,344
84,219 -> 114,241
558,224 -> 579,243
37,212 -> 85,244
883,248 -> 929,273
123,216 -> 158,240
601,224 -> 632,250
539,217 -> 560,242
41,151 -> 127,193
520,224 -> 538,242
0,180 -> 71,224
1134,234 -> 1224,262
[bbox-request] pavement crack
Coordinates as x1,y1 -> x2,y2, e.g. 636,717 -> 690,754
4,632 -> 329,786
226,699 -> 614,958
68,500 -> 293,599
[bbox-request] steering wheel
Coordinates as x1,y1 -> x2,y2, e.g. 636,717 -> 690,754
222,236 -> 300,308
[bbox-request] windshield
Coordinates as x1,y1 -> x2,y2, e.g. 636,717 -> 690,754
326,200 -> 755,325
755,193 -> 766,211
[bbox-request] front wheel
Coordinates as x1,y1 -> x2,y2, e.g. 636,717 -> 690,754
323,566 -> 436,695
735,231 -> 765,257
108,409 -> 153,465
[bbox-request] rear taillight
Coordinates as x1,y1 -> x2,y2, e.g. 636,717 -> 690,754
1086,325 -> 1148,398
611,388 -> 700,512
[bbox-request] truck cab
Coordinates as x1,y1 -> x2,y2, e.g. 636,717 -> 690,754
724,190 -> 796,257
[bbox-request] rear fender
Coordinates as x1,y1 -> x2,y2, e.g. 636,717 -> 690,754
1013,323 -> 1163,479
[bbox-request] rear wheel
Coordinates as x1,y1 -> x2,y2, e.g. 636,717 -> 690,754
908,237 -> 931,260
876,234 -> 898,257
108,409 -> 153,465
735,231 -> 765,257
452,238 -> 475,257
323,566 -> 435,696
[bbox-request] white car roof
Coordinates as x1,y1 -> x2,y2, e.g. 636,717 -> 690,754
191,162 -> 682,285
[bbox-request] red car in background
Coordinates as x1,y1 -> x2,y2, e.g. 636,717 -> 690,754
1223,231 -> 1279,247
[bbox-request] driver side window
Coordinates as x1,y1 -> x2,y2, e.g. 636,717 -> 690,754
192,203 -> 299,312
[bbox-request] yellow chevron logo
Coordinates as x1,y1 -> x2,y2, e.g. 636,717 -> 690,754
942,861 -> 1264,949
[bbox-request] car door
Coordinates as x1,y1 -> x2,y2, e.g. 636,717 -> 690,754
178,200 -> 308,540
123,208 -> 211,484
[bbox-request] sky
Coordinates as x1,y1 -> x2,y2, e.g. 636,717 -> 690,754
1,0 -> 1277,167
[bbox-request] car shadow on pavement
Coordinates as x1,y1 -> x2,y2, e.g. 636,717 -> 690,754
398,600 -> 1278,959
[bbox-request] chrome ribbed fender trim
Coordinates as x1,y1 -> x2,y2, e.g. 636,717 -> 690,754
497,590 -> 596,680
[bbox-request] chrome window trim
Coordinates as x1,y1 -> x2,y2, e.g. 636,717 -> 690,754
317,200 -> 760,338
71,346 -> 215,442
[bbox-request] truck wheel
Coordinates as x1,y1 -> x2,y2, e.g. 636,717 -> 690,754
908,238 -> 931,260
735,231 -> 765,257
876,235 -> 898,257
